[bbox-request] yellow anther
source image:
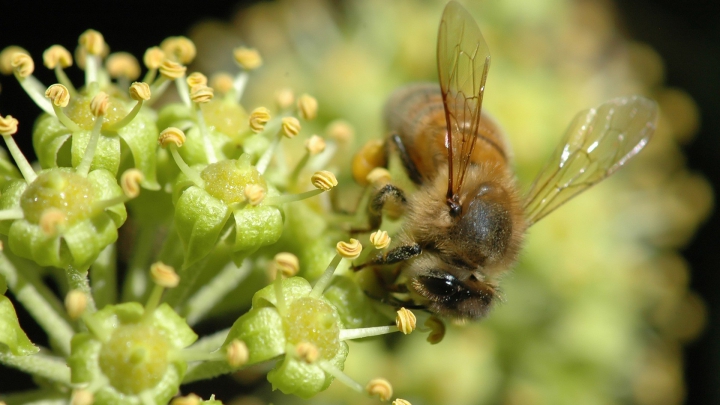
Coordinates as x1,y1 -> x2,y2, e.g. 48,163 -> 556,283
273,252 -> 300,278
0,46 -> 29,75
11,53 -> 34,78
369,230 -> 391,250
295,342 -> 319,364
311,170 -> 338,191
366,168 -> 392,187
336,238 -> 362,260
209,72 -> 233,94
79,29 -> 105,56
70,389 -> 94,405
129,82 -> 151,101
39,208 -> 66,236
158,127 -> 186,148
326,119 -> 355,143
170,394 -> 201,405
159,59 -> 186,79
65,289 -> 87,320
45,84 -> 71,107
190,85 -> 214,103
0,115 -> 19,136
120,169 -> 144,198
90,92 -> 109,116
281,116 -> 301,138
43,45 -> 73,69
150,262 -> 180,289
393,399 -> 412,405
160,36 -> 196,64
143,46 -> 165,70
226,339 -> 249,368
275,88 -> 294,110
304,135 -> 326,155
395,307 -> 416,335
106,52 -> 141,80
244,184 -> 266,206
233,47 -> 262,70
186,72 -> 208,88
297,93 -> 318,120
366,378 -> 393,401
249,107 -> 271,133
425,316 -> 446,344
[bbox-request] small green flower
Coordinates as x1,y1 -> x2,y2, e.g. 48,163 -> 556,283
0,275 -> 39,356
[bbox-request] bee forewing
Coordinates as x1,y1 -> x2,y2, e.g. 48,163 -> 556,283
523,96 -> 658,226
438,0 -> 491,197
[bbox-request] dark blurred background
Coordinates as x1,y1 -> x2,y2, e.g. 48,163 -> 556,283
1,0 -> 718,403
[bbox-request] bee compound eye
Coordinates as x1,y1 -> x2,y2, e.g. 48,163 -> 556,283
419,272 -> 459,298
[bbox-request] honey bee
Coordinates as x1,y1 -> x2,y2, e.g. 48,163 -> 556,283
352,1 -> 658,320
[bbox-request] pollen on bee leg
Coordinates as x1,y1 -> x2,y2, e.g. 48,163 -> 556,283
352,140 -> 387,186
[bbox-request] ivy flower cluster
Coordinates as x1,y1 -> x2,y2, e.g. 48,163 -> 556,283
0,31 -> 424,405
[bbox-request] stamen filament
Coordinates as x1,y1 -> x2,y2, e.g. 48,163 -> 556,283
177,77 -> 191,107
0,207 -> 24,220
75,115 -> 104,177
144,283 -> 164,319
194,105 -> 217,164
274,268 -> 287,316
169,146 -> 205,188
54,67 -> 77,96
85,55 -> 100,85
51,104 -> 81,132
263,189 -> 324,206
171,348 -> 224,363
233,71 -> 249,103
143,68 -> 158,85
184,260 -> 251,326
317,360 -> 364,394
1,135 -> 37,183
106,100 -> 144,131
17,75 -> 53,115
148,77 -> 170,105
339,325 -> 399,341
310,254 -> 342,298
289,152 -> 310,187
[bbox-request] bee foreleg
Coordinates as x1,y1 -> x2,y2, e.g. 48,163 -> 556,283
353,243 -> 421,271
350,183 -> 408,234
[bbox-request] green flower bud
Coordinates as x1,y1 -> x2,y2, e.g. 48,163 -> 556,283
69,302 -> 197,404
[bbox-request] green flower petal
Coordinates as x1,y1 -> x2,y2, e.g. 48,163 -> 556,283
70,129 -> 121,175
32,113 -> 72,169
267,341 -> 348,399
323,276 -> 387,329
88,169 -> 127,227
174,186 -> 231,268
232,205 -> 283,255
0,295 -> 39,355
226,306 -> 286,365
116,108 -> 160,190
0,179 -> 27,235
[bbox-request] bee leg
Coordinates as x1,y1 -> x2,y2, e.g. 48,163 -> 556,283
390,133 -> 423,184
353,243 -> 421,271
350,183 -> 408,234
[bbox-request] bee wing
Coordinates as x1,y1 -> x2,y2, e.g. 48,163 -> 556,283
438,1 -> 491,199
523,96 -> 658,226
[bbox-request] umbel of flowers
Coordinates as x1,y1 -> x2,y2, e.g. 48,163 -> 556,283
0,31 -> 420,404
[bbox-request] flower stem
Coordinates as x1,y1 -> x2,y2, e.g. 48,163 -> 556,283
187,328 -> 230,352
90,244 -> 117,308
184,259 -> 251,326
0,253 -> 74,356
65,265 -> 97,313
0,352 -> 71,385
